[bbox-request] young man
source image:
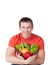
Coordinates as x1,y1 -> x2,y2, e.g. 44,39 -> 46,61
6,17 -> 45,65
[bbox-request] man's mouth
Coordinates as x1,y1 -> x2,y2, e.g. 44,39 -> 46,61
24,33 -> 28,35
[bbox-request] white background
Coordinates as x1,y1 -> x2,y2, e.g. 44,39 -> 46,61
0,0 -> 52,65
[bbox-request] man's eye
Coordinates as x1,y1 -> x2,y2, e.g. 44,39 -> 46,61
28,27 -> 31,28
22,27 -> 25,28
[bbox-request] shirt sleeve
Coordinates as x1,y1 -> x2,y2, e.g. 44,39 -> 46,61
38,37 -> 44,50
8,36 -> 17,48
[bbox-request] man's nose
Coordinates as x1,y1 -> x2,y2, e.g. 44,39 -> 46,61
24,28 -> 28,31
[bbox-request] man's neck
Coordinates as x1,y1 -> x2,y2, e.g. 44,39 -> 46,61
22,33 -> 32,39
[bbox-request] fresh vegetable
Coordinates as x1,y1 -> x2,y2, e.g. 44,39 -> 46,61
23,52 -> 32,59
20,48 -> 29,54
30,44 -> 39,54
23,43 -> 31,50
15,43 -> 39,59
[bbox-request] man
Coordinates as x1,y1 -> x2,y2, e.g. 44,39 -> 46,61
6,17 -> 45,65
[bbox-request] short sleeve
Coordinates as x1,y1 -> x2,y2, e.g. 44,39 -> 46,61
38,37 -> 44,50
8,36 -> 17,48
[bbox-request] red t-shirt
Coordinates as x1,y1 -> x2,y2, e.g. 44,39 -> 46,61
8,33 -> 44,55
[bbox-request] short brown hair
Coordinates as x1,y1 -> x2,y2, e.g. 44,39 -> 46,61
19,17 -> 33,27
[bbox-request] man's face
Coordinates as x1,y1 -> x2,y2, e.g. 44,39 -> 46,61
19,21 -> 33,38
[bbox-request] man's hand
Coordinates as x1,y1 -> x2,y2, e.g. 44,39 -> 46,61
26,54 -> 37,64
16,53 -> 37,64
16,53 -> 24,60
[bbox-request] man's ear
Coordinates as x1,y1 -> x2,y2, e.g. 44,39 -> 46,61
31,27 -> 33,31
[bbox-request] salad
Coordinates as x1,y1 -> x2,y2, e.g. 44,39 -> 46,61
15,43 -> 39,59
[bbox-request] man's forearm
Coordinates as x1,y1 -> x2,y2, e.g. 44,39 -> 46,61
33,57 -> 44,65
6,55 -> 26,64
